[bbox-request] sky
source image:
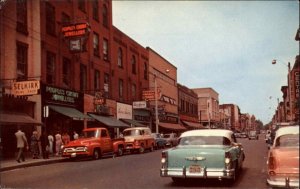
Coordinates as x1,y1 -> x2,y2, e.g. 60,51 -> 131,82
112,1 -> 299,125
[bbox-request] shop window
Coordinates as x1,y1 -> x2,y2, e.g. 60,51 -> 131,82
78,0 -> 86,13
46,2 -> 56,36
16,0 -> 28,35
46,51 -> 56,84
16,41 -> 28,80
93,0 -> 99,21
103,38 -> 109,61
62,57 -> 71,88
93,32 -> 100,57
103,4 -> 108,28
80,64 -> 87,91
131,55 -> 136,74
94,69 -> 100,90
117,47 -> 123,68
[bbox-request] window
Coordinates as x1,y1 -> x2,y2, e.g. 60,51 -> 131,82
144,62 -> 148,80
117,48 -> 123,68
93,32 -> 100,56
92,0 -> 99,21
103,38 -> 108,61
62,57 -> 71,87
46,2 -> 56,36
80,64 -> 87,91
132,84 -> 136,99
16,41 -> 28,80
119,79 -> 123,99
101,129 -> 108,137
78,0 -> 85,12
102,4 -> 108,28
61,12 -> 70,25
104,73 -> 109,97
94,70 -> 100,90
16,0 -> 28,34
131,55 -> 136,74
46,51 -> 56,84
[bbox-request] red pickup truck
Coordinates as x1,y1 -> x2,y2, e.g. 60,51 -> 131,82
62,127 -> 125,159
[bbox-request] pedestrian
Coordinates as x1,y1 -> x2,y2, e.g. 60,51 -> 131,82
62,132 -> 70,145
15,126 -> 29,163
55,131 -> 62,156
48,132 -> 54,156
41,131 -> 49,159
73,130 -> 79,140
30,131 -> 39,159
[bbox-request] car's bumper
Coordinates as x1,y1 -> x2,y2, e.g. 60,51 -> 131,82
267,175 -> 299,188
62,152 -> 90,158
160,167 -> 235,179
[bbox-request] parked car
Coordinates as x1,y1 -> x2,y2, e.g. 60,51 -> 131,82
151,133 -> 167,149
234,132 -> 241,138
240,132 -> 248,138
62,127 -> 125,159
162,133 -> 178,147
248,130 -> 258,140
160,129 -> 245,184
266,125 -> 299,188
123,127 -> 155,153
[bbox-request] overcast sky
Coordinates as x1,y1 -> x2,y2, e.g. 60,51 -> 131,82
112,1 -> 299,125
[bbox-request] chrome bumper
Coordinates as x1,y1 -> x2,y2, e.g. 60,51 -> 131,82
160,167 -> 235,179
267,176 -> 299,188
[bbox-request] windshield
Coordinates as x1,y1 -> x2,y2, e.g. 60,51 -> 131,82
179,136 -> 231,146
83,130 -> 99,138
123,130 -> 141,136
275,134 -> 299,147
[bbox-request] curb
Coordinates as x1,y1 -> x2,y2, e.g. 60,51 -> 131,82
0,158 -> 66,172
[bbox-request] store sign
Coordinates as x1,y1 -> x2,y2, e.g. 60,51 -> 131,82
117,102 -> 132,120
94,92 -> 105,105
12,80 -> 40,96
133,101 -> 147,109
62,23 -> 89,38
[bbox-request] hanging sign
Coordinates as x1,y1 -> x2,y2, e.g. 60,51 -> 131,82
12,80 -> 40,96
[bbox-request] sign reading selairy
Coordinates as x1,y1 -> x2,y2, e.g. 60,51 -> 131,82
12,80 -> 40,96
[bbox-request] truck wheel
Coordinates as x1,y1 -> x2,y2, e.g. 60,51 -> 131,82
93,149 -> 101,160
117,146 -> 124,156
139,144 -> 145,154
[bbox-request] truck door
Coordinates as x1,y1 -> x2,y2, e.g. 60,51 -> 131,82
100,129 -> 113,152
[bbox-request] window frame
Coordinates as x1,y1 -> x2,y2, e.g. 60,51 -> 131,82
16,41 -> 28,80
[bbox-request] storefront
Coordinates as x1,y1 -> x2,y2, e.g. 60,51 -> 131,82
41,84 -> 89,139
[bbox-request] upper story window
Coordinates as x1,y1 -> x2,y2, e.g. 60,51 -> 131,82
92,0 -> 99,21
78,0 -> 86,13
104,72 -> 109,97
16,41 -> 28,80
117,48 -> 123,68
94,69 -> 100,90
16,0 -> 28,35
62,57 -> 71,88
144,62 -> 148,80
103,38 -> 109,61
46,2 -> 56,36
103,4 -> 108,28
80,64 -> 87,91
93,32 -> 100,56
46,51 -> 56,84
119,79 -> 123,99
131,55 -> 136,74
132,83 -> 136,99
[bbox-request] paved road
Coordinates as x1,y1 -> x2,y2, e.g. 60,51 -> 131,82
0,134 -> 269,189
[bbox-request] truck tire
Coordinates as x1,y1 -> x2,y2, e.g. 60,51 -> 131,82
139,144 -> 145,154
117,146 -> 124,156
93,149 -> 101,160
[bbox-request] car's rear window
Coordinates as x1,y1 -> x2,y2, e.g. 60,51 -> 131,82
275,134 -> 299,147
179,136 -> 231,146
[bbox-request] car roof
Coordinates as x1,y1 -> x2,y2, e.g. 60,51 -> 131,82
275,125 -> 299,138
180,129 -> 233,138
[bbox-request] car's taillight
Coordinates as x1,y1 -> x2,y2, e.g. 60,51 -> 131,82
161,151 -> 168,167
225,151 -> 231,164
268,154 -> 276,170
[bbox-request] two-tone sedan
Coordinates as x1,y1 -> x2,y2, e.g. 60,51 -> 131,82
160,129 -> 245,184
266,125 -> 299,188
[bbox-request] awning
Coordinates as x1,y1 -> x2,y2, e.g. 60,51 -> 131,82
0,112 -> 43,126
48,105 -> 91,120
182,121 -> 205,129
159,122 -> 187,131
88,114 -> 129,128
120,119 -> 146,127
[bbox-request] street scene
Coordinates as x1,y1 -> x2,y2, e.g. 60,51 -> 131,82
0,0 -> 299,189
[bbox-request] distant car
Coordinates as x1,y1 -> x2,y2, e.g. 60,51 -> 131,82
151,133 -> 167,149
266,125 -> 299,188
248,131 -> 258,140
162,133 -> 178,147
234,132 -> 241,138
240,132 -> 248,138
160,129 -> 245,184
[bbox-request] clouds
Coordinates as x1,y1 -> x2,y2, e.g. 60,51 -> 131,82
113,1 -> 299,124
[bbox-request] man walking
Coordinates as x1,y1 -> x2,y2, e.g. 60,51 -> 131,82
15,126 -> 28,163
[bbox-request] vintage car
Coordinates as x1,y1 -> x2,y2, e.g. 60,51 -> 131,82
266,125 -> 299,188
248,130 -> 259,140
151,133 -> 167,149
160,129 -> 245,184
163,133 -> 178,147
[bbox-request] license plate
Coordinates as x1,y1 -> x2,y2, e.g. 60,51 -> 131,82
189,165 -> 201,173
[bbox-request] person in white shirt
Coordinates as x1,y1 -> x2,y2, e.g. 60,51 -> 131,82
73,131 -> 79,140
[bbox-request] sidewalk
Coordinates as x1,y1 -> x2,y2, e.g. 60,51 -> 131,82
0,156 -> 66,172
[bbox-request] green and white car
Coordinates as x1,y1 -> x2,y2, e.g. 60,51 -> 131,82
160,129 -> 245,184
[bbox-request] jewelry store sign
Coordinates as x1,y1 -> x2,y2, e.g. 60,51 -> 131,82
12,80 -> 40,96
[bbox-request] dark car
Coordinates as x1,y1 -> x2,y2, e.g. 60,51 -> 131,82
151,133 -> 167,149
